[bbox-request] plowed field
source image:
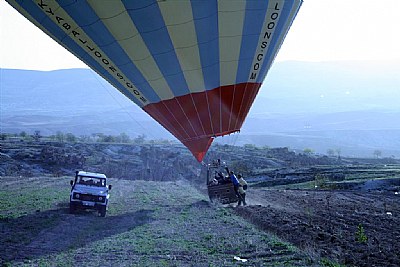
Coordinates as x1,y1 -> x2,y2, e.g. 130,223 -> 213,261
236,188 -> 400,267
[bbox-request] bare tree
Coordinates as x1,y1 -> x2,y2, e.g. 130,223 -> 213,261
335,148 -> 341,159
373,150 -> 382,159
33,130 -> 42,142
56,131 -> 65,143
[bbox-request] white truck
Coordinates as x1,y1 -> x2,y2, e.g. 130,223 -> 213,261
69,171 -> 112,217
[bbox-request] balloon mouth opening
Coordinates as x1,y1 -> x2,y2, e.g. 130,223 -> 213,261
142,82 -> 261,163
182,130 -> 240,162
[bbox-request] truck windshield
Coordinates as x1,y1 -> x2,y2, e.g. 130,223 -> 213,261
77,176 -> 106,187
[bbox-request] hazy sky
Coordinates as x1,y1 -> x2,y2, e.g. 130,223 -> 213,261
1,0 -> 400,71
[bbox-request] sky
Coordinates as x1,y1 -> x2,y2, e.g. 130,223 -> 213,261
1,0 -> 400,71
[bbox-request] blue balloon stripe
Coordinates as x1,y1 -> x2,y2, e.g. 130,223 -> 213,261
190,0 -> 220,91
10,0 -> 145,107
236,0 -> 270,84
57,1 -> 110,46
257,0 -> 298,83
123,0 -> 190,98
15,1 -> 67,41
59,1 -> 161,104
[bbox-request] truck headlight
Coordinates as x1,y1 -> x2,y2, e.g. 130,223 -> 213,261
75,193 -> 80,199
98,196 -> 103,201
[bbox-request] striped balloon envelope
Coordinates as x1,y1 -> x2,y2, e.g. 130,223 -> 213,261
7,0 -> 302,162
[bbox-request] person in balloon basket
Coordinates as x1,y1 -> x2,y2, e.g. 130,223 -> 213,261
225,167 -> 243,204
237,174 -> 248,206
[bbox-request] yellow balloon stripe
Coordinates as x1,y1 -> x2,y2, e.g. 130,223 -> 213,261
158,0 -> 205,94
88,0 -> 174,101
218,0 -> 246,86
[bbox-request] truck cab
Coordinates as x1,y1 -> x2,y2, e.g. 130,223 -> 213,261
69,171 -> 111,217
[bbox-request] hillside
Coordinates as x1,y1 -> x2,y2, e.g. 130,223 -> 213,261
2,60 -> 400,156
0,137 -> 349,180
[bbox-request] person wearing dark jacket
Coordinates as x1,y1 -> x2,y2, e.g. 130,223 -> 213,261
225,167 -> 243,204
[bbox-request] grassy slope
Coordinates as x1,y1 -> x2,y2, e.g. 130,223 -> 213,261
0,176 -> 313,267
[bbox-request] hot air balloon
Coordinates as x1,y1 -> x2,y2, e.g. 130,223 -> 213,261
6,0 -> 302,162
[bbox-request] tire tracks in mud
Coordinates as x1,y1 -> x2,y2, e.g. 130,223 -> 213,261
235,189 -> 400,267
20,212 -> 96,258
2,177 -> 154,263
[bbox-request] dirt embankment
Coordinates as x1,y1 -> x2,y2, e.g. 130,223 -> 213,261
236,188 -> 400,267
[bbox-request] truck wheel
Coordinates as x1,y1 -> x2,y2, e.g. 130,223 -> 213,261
99,206 -> 106,217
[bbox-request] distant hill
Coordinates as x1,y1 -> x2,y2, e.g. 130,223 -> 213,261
256,60 -> 400,113
0,68 -> 172,139
1,60 -> 400,157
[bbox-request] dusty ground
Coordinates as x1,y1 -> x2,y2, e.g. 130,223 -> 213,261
0,176 -> 312,267
2,175 -> 399,266
236,188 -> 400,267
